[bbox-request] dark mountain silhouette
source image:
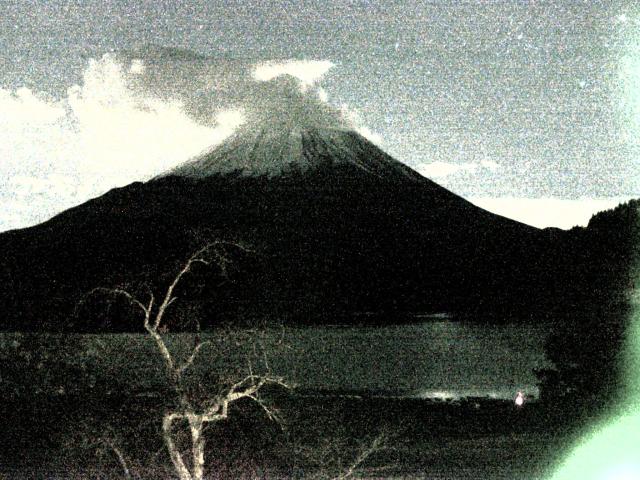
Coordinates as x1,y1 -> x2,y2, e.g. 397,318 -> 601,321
0,128 -> 634,332
536,199 -> 640,413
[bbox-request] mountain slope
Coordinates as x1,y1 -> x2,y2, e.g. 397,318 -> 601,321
166,127 -> 426,181
0,129 -> 560,331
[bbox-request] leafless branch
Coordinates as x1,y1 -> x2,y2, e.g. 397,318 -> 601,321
87,287 -> 150,316
89,241 -> 290,480
178,341 -> 211,376
102,439 -> 133,480
332,431 -> 391,480
247,393 -> 285,427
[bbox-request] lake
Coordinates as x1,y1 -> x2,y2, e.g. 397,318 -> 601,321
1,321 -> 551,400
269,321 -> 551,399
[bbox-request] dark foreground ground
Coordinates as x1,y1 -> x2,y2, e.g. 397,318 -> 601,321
0,392 -> 583,479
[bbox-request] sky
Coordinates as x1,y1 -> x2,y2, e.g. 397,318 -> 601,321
0,0 -> 639,230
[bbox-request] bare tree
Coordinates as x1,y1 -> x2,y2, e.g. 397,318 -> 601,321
91,242 -> 288,480
291,429 -> 394,480
333,431 -> 390,480
98,437 -> 134,480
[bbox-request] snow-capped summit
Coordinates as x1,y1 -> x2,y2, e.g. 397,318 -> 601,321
166,127 -> 424,181
161,73 -> 423,181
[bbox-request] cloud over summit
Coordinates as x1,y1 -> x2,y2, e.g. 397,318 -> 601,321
0,49 -> 379,231
252,59 -> 334,86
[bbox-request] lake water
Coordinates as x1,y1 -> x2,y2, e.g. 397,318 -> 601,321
1,321 -> 551,400
273,321 -> 551,399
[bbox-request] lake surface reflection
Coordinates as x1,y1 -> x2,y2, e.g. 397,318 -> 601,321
274,321 -> 551,399
0,321 -> 551,400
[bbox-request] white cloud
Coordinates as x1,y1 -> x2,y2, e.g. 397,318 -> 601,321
0,54 -> 242,232
129,59 -> 145,75
352,124 -> 383,145
0,173 -> 106,230
0,87 -> 65,125
247,60 -> 384,147
0,52 -> 384,232
470,197 -> 631,229
317,87 -> 329,103
213,108 -> 246,135
252,60 -> 334,87
339,104 -> 384,145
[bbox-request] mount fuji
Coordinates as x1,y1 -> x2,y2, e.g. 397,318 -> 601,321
165,125 -> 425,181
0,124 -> 587,331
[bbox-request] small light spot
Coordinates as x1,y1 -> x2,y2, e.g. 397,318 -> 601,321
515,391 -> 525,407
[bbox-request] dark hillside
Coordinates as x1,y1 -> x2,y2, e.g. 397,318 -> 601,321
0,130 -> 622,332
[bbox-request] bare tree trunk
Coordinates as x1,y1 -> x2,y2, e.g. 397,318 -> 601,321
189,415 -> 206,480
94,244 -> 286,480
163,414 -> 192,480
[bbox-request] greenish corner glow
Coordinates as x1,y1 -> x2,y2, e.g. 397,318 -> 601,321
548,411 -> 640,480
549,255 -> 640,476
549,292 -> 640,479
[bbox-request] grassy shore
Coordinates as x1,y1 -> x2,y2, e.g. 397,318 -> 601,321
0,391 -> 580,479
